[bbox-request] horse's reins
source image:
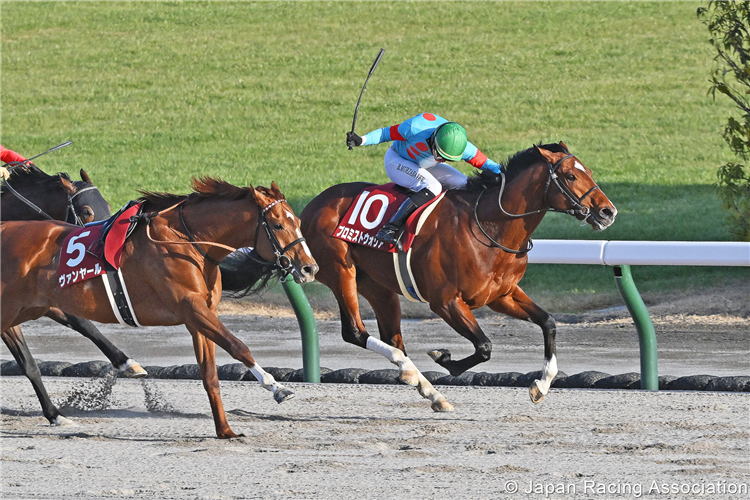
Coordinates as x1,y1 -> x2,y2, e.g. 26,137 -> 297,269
473,154 -> 601,254
142,197 -> 307,277
2,166 -> 99,226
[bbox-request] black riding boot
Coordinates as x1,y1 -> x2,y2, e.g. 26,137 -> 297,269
375,188 -> 436,250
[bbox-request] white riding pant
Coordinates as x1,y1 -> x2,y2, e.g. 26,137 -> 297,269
384,146 -> 468,196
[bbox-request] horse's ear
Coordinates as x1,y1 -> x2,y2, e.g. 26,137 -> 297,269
59,176 -> 77,195
558,141 -> 570,153
248,184 -> 264,206
270,181 -> 285,200
80,169 -> 92,184
535,145 -> 557,163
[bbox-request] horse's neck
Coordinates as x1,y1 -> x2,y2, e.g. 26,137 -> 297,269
474,166 -> 550,248
180,199 -> 258,251
0,184 -> 68,221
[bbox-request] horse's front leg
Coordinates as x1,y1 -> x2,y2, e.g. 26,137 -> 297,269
44,308 -> 147,378
427,297 -> 492,376
182,296 -> 293,438
487,287 -> 557,404
188,329 -> 240,439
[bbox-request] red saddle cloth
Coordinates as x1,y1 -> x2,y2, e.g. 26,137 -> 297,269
58,202 -> 142,288
333,183 -> 443,253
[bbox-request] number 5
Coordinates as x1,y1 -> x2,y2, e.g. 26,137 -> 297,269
65,231 -> 91,267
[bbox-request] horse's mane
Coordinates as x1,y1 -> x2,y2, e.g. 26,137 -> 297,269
461,142 -> 570,193
0,164 -> 72,194
138,177 -> 284,297
137,177 -> 261,210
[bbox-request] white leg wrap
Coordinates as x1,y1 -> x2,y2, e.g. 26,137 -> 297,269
250,365 -> 284,395
416,373 -> 444,404
52,415 -> 75,426
535,355 -> 558,395
366,337 -> 417,373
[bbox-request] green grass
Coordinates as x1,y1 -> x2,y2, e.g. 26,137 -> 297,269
2,1 -> 748,311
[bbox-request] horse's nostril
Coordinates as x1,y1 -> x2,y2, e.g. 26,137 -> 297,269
600,207 -> 615,219
302,265 -> 317,277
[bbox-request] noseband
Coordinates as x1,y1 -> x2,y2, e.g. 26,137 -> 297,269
65,185 -> 99,225
473,154 -> 601,254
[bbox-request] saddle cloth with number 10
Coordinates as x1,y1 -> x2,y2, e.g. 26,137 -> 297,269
333,183 -> 446,302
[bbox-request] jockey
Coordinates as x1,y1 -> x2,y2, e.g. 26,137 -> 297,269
346,112 -> 502,249
1,145 -> 32,180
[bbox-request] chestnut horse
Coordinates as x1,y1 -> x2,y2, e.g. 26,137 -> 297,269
299,143 -> 616,410
1,164 -> 147,427
1,178 -> 318,438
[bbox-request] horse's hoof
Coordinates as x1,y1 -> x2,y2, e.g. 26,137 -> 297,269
217,430 -> 244,439
51,415 -> 75,426
274,388 -> 295,404
398,370 -> 420,387
529,381 -> 546,404
431,399 -> 454,412
427,349 -> 451,364
120,359 -> 148,378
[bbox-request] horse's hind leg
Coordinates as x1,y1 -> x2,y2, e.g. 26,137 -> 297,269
427,297 -> 492,376
44,308 -> 147,378
2,326 -> 73,426
323,264 -> 423,389
488,287 -> 557,404
357,274 -> 453,412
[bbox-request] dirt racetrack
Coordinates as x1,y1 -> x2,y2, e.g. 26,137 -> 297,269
2,283 -> 749,499
1,378 -> 749,499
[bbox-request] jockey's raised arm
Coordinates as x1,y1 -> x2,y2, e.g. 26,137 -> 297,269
346,112 -> 501,249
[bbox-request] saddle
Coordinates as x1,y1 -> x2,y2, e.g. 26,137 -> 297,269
87,201 -> 144,268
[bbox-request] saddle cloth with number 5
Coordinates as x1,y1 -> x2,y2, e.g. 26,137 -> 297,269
58,202 -> 143,289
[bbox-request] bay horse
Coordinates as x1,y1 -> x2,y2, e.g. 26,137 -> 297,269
299,143 -> 616,410
1,164 -> 147,426
1,178 -> 318,438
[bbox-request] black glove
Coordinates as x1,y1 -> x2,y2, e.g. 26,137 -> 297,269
346,132 -> 363,148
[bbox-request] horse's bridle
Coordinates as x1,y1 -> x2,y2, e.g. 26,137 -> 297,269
253,199 -> 307,278
175,197 -> 307,280
1,168 -> 99,227
473,154 -> 601,254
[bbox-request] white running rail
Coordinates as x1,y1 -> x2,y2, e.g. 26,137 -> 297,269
527,240 -> 750,267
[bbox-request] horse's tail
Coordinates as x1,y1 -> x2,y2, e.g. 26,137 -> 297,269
219,249 -> 279,298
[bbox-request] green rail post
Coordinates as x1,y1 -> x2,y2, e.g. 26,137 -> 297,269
281,279 -> 320,383
613,265 -> 658,390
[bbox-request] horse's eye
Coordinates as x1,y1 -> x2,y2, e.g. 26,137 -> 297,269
273,222 -> 283,231
566,173 -> 576,181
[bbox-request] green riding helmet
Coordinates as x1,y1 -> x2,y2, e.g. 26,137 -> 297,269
432,122 -> 468,162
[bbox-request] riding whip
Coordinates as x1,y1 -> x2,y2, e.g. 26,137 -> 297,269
349,48 -> 385,150
2,140 -> 72,169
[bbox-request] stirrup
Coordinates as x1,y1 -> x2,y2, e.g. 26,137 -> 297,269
375,225 -> 402,248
